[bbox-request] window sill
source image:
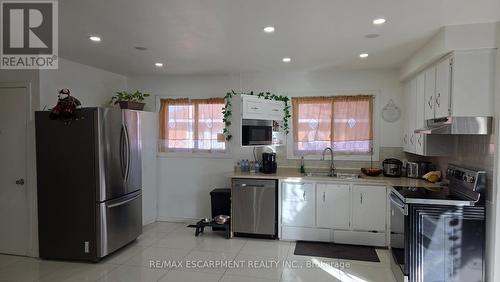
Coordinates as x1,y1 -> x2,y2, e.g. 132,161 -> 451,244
157,151 -> 233,159
287,153 -> 379,162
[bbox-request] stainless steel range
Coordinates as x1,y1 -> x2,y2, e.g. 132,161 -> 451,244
389,164 -> 486,282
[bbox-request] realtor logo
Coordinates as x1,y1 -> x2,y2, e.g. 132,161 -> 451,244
1,0 -> 58,69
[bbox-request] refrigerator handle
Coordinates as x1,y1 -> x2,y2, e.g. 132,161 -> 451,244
123,123 -> 131,182
120,126 -> 126,179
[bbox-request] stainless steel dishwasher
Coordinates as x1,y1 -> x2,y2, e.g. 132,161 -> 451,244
232,179 -> 277,238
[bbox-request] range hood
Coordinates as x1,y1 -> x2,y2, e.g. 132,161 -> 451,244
414,116 -> 492,135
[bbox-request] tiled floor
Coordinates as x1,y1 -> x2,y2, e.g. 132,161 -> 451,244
0,222 -> 396,282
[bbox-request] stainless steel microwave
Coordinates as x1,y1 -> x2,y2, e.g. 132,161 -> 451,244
242,119 -> 273,146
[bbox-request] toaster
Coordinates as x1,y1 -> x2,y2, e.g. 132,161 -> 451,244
406,161 -> 431,178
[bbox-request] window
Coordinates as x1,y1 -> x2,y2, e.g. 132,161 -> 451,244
292,95 -> 373,155
159,98 -> 225,153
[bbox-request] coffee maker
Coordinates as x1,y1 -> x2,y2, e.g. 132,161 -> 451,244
261,153 -> 277,174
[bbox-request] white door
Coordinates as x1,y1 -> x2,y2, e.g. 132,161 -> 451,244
316,184 -> 350,229
351,185 -> 386,232
435,57 -> 452,118
0,86 -> 30,255
282,182 -> 315,227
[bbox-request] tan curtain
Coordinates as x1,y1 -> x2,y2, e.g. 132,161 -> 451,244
159,98 -> 191,152
292,95 -> 373,155
331,95 -> 373,154
192,98 -> 225,152
292,97 -> 333,153
159,97 -> 225,153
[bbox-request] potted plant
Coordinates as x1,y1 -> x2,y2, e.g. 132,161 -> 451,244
110,90 -> 150,110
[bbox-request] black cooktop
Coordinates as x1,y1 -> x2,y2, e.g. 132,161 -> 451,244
391,186 -> 473,205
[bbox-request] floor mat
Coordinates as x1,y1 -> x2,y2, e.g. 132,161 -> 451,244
294,241 -> 380,262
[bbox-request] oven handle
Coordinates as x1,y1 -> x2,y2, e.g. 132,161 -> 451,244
389,192 -> 408,216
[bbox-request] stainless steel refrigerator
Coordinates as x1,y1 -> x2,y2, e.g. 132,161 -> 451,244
35,107 -> 142,261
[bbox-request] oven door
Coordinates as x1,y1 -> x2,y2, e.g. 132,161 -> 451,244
242,122 -> 272,146
389,191 -> 408,282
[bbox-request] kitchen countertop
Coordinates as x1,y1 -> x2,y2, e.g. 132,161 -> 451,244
228,167 -> 441,188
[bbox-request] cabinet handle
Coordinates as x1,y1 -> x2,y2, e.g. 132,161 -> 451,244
428,95 -> 433,109
250,107 -> 259,110
360,193 -> 363,204
272,109 -> 279,112
403,134 -> 407,145
323,191 -> 326,202
303,190 -> 306,201
418,135 -> 422,146
410,134 -> 414,145
435,93 -> 441,107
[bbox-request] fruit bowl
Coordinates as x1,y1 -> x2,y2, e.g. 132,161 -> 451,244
361,167 -> 383,177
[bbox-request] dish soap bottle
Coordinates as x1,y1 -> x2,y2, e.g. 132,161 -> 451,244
300,156 -> 306,174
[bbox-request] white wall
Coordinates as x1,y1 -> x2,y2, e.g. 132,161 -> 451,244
128,68 -> 404,221
141,111 -> 159,225
39,58 -> 127,110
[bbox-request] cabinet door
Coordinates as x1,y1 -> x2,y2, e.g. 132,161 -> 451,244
351,185 -> 387,232
282,183 -> 315,227
242,96 -> 267,119
402,82 -> 410,152
316,184 -> 350,229
405,79 -> 417,153
435,57 -> 452,118
266,100 -> 284,120
415,73 -> 426,155
424,66 -> 436,120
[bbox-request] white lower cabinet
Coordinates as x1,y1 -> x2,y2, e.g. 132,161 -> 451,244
281,181 -> 388,247
316,184 -> 350,229
282,182 -> 315,227
351,185 -> 387,232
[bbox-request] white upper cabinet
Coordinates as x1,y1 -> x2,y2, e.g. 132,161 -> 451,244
242,95 -> 285,120
351,185 -> 387,232
419,50 -> 495,120
316,184 -> 350,229
434,57 -> 452,118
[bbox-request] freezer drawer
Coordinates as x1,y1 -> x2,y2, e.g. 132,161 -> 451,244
232,179 -> 277,237
98,190 -> 142,257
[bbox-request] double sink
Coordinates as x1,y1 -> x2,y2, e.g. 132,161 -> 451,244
304,171 -> 361,180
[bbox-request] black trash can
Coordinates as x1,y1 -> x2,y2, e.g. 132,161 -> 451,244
210,188 -> 231,231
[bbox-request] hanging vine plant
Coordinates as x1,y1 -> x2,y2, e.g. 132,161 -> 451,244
222,90 -> 291,141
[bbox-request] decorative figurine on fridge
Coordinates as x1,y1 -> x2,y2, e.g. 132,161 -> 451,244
49,88 -> 82,120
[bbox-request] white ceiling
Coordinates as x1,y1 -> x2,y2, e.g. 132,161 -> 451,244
59,0 -> 500,76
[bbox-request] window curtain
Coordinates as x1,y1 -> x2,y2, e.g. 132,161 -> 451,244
292,95 -> 373,155
159,97 -> 225,153
192,98 -> 225,152
159,98 -> 192,152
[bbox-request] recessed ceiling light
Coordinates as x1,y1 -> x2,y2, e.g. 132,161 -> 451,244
155,62 -> 164,67
359,53 -> 369,58
282,57 -> 291,63
263,26 -> 275,33
373,18 -> 386,25
89,36 -> 101,42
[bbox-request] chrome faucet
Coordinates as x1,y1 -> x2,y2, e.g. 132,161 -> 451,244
321,147 -> 336,177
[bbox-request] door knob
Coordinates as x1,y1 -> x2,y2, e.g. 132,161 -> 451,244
15,179 -> 25,185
